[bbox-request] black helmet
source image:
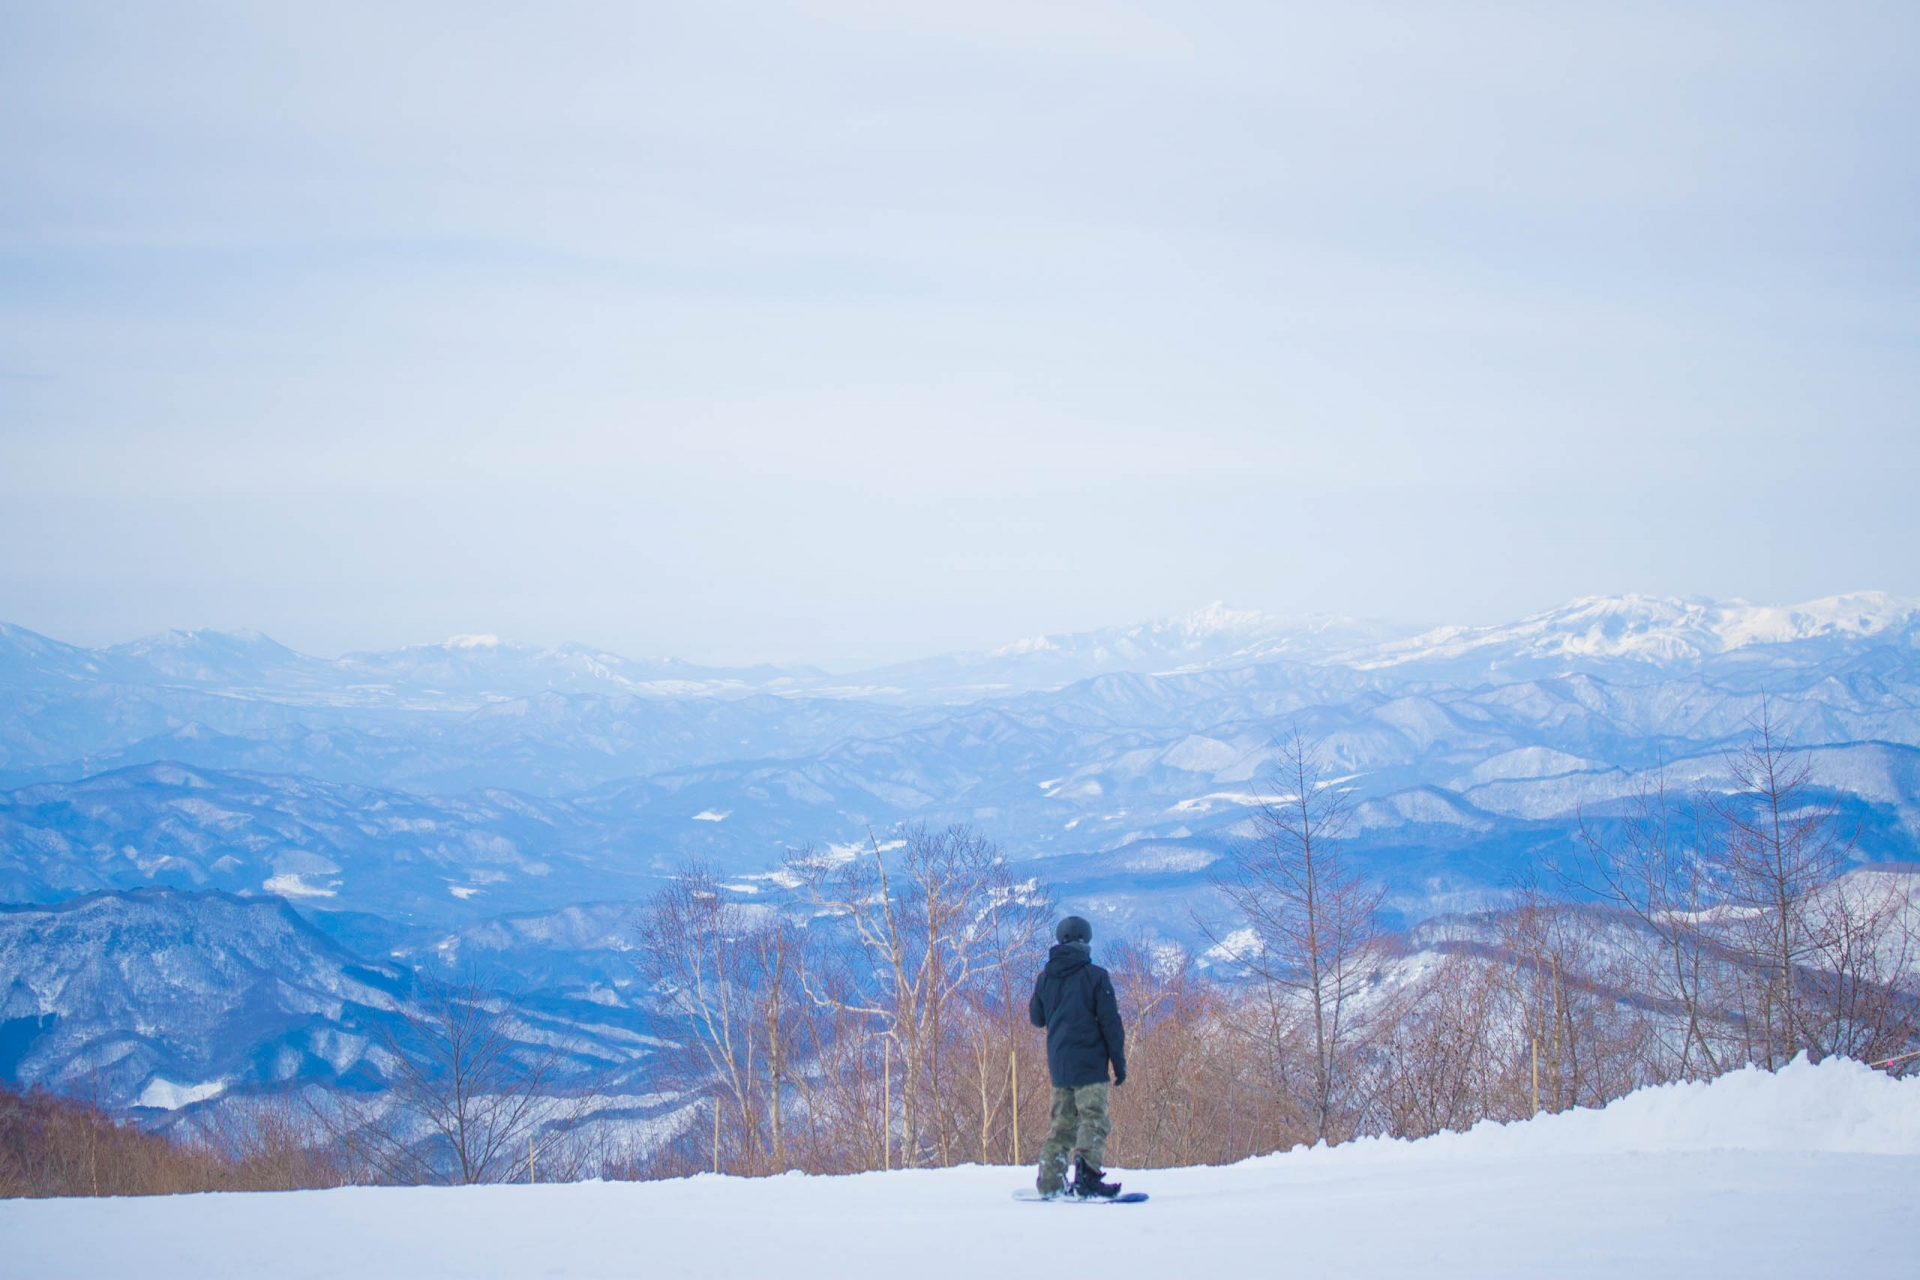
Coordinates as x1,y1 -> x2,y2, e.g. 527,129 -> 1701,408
1055,916 -> 1093,945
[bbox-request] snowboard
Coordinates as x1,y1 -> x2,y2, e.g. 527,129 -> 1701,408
1012,1190 -> 1149,1204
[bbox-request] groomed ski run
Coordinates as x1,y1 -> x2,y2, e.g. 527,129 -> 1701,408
3,1056 -> 1914,1280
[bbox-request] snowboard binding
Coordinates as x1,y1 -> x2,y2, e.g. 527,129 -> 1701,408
1071,1155 -> 1121,1199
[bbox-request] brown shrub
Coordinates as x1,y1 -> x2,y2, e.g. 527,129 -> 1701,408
0,1084 -> 342,1198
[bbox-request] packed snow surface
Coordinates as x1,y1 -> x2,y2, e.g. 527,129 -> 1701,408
4,1058 -> 1915,1279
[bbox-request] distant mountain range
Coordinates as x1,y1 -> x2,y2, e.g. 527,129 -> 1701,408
8,589 -> 1915,707
4,592 -> 1919,1112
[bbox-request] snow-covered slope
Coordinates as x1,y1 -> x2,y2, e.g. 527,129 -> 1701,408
0,764 -> 666,925
0,623 -> 116,689
2,1057 -> 1912,1280
0,887 -> 661,1111
0,889 -> 405,1107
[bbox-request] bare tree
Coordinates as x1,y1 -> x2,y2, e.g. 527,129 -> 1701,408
192,1091 -> 344,1191
1496,880 -> 1648,1113
1800,868 -> 1920,1064
340,971 -> 583,1185
1716,703 -> 1854,1066
1371,954 -> 1504,1139
1212,727 -> 1384,1143
1575,774 -> 1723,1077
1575,714 -> 1920,1078
953,952 -> 1035,1168
789,824 -> 1051,1168
743,914 -> 802,1171
1103,941 -> 1280,1167
636,863 -> 808,1175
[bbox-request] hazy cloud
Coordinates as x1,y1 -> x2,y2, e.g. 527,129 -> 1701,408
2,1 -> 1915,661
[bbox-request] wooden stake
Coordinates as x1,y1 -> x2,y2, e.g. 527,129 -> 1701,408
1531,1037 -> 1541,1116
1010,1049 -> 1021,1165
528,1135 -> 535,1185
713,1097 -> 721,1176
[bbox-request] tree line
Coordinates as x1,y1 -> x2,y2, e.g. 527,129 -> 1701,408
5,709 -> 1916,1195
619,712 -> 1917,1179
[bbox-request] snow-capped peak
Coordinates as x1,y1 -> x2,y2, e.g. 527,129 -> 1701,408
1162,602 -> 1280,640
1346,592 -> 1920,671
991,634 -> 1062,657
1709,591 -> 1918,648
989,604 -> 1353,663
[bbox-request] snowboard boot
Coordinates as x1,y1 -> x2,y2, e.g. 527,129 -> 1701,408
1036,1150 -> 1070,1198
1071,1155 -> 1121,1199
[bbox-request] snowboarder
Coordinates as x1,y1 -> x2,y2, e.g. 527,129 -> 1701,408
1029,915 -> 1127,1199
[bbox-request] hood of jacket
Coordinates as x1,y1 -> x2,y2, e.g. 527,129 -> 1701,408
1044,941 -> 1092,979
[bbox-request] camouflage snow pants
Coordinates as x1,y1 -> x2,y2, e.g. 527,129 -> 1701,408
1036,1082 -> 1111,1192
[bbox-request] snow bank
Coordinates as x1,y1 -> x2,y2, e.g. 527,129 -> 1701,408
1306,1053 -> 1920,1164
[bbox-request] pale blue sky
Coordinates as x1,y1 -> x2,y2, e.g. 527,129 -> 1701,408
2,2 -> 1916,663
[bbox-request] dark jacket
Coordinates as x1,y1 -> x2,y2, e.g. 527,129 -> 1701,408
1029,942 -> 1127,1088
